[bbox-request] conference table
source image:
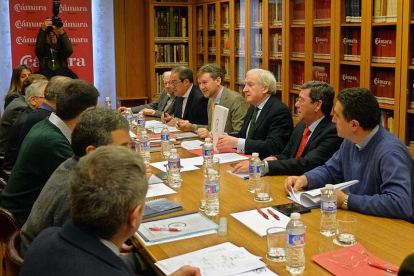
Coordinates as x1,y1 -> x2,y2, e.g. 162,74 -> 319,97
131,130 -> 414,275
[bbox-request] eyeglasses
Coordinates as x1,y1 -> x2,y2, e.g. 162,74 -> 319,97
296,97 -> 307,103
168,80 -> 183,87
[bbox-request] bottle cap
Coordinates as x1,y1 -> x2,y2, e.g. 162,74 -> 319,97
325,184 -> 334,189
218,217 -> 227,236
171,149 -> 177,153
291,212 -> 300,220
252,152 -> 259,157
205,138 -> 211,143
105,96 -> 110,100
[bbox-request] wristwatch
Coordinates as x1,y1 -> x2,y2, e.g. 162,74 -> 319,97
342,195 -> 349,210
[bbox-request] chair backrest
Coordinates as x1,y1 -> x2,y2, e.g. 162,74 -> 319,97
0,169 -> 10,182
0,207 -> 21,243
0,177 -> 6,197
5,230 -> 23,276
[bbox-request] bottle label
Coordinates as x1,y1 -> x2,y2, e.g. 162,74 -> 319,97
168,160 -> 180,169
161,134 -> 170,141
249,165 -> 261,174
203,149 -> 213,157
205,184 -> 219,194
141,141 -> 150,149
287,233 -> 305,245
321,200 -> 337,211
138,119 -> 145,125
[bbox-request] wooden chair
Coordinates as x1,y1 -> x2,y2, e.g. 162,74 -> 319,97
5,230 -> 23,276
0,177 -> 6,197
0,208 -> 21,276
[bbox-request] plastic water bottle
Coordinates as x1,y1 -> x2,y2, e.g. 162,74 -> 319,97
248,152 -> 261,193
202,138 -> 214,173
140,131 -> 151,163
286,213 -> 306,275
105,97 -> 112,109
167,149 -> 181,188
125,108 -> 134,131
204,168 -> 219,216
320,184 -> 337,237
137,111 -> 145,136
161,126 -> 171,159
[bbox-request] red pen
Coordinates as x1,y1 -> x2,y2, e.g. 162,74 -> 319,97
257,208 -> 269,220
267,209 -> 280,220
149,227 -> 182,232
368,262 -> 398,274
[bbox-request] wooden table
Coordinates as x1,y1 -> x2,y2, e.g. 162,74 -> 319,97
132,145 -> 414,275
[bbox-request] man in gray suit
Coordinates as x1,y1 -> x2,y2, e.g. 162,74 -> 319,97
178,63 -> 248,138
118,71 -> 176,117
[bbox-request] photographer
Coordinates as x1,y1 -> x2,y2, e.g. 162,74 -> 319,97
35,18 -> 77,79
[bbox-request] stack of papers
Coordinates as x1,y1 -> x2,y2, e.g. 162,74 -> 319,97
155,242 -> 278,276
150,160 -> 200,172
146,183 -> 177,198
181,140 -> 204,150
289,180 -> 359,208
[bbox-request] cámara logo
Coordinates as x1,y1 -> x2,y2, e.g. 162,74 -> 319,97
20,55 -> 39,67
343,38 -> 358,44
316,37 -> 328,43
373,78 -> 391,86
342,74 -> 358,81
315,71 -> 328,78
14,4 -> 46,12
15,20 -> 43,29
375,38 -> 392,45
16,36 -> 36,45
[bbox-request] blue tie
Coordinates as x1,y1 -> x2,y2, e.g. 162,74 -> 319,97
175,97 -> 184,119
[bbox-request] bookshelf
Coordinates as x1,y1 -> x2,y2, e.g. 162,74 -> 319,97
219,1 -> 232,88
149,2 -> 193,101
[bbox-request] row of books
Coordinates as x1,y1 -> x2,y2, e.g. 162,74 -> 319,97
154,72 -> 166,95
380,110 -> 394,133
251,59 -> 263,69
345,0 -> 362,23
221,57 -> 230,80
370,69 -> 395,104
373,0 -> 397,23
208,6 -> 216,30
235,2 -> 245,28
197,8 -> 203,30
221,31 -> 230,54
253,33 -> 263,56
236,31 -> 245,55
313,28 -> 330,59
371,28 -> 396,64
269,0 -> 282,26
154,7 -> 187,38
155,44 -> 188,64
208,35 -> 216,53
408,115 -> 414,147
196,37 -> 203,53
269,33 -> 282,57
411,79 -> 414,108
292,61 -> 305,90
292,0 -> 305,24
220,3 -> 230,29
313,0 -> 331,24
340,66 -> 360,90
236,58 -> 246,82
251,0 -> 263,27
291,28 -> 305,58
313,64 -> 331,84
269,62 -> 282,88
343,27 -> 361,61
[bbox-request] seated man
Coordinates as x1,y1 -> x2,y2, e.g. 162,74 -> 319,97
163,66 -> 208,126
118,71 -> 176,117
178,63 -> 248,138
0,79 -> 100,224
286,88 -> 414,222
21,146 -> 200,276
216,68 -> 293,158
232,81 -> 343,175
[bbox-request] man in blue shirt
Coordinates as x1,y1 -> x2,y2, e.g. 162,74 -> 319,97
285,88 -> 414,222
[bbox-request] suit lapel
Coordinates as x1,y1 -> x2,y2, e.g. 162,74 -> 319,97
291,122 -> 306,158
303,115 -> 331,152
240,107 -> 254,138
183,86 -> 194,119
250,96 -> 273,137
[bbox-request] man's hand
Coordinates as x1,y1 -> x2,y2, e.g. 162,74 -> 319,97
284,175 -> 308,194
178,120 -> 195,132
216,135 -> 238,150
169,266 -> 201,276
333,189 -> 346,208
232,160 -> 249,174
41,19 -> 52,31
119,243 -> 133,256
118,107 -> 127,115
195,128 -> 210,138
264,156 -> 277,161
167,117 -> 179,127
142,108 -> 155,116
146,163 -> 152,179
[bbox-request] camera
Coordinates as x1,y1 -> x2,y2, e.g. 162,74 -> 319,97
48,0 -> 63,30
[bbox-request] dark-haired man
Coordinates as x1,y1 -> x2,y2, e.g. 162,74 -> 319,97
285,88 -> 414,222
0,79 -> 100,224
232,81 -> 343,175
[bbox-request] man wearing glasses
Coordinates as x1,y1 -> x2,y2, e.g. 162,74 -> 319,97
232,81 -> 343,176
118,71 -> 176,118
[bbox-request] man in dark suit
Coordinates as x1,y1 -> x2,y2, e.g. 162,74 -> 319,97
232,81 -> 343,175
163,66 -> 208,126
118,71 -> 176,118
20,146 -> 200,276
217,68 -> 293,158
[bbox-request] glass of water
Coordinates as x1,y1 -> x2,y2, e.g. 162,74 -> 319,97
255,179 -> 272,202
333,214 -> 358,247
266,227 -> 286,262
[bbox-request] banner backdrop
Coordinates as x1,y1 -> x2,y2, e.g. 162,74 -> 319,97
9,0 -> 93,83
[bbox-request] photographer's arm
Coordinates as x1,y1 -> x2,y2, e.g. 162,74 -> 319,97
55,26 -> 73,58
35,19 -> 51,58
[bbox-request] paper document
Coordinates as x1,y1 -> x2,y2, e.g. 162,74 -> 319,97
214,153 -> 248,164
146,183 -> 176,198
231,207 -> 290,237
150,161 -> 200,172
226,170 -> 249,179
137,212 -> 218,243
181,140 -> 203,150
235,267 -> 278,276
212,105 -> 229,150
176,132 -> 199,139
137,230 -> 217,247
289,180 -> 359,208
145,120 -> 164,129
151,126 -> 180,134
148,175 -> 164,185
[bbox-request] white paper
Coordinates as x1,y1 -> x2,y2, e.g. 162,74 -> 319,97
215,153 -> 248,164
231,208 -> 291,237
235,267 -> 279,276
137,229 -> 217,247
129,131 -> 137,138
212,105 -> 229,150
146,183 -> 176,198
148,175 -> 164,185
226,170 -> 249,179
150,160 -> 200,172
181,157 -> 204,166
176,132 -> 199,139
145,120 -> 165,129
181,140 -> 204,150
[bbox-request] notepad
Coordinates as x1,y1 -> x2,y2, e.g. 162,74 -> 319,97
289,180 -> 359,208
143,198 -> 183,220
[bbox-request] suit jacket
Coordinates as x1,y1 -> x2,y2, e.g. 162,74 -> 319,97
206,87 -> 248,134
234,96 -> 293,159
268,115 -> 343,176
131,89 -> 176,117
176,85 -> 208,125
20,220 -> 135,276
0,96 -> 26,152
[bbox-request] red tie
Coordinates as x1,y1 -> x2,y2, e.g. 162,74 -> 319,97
295,127 -> 311,158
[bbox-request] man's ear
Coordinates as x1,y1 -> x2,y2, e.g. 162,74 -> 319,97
128,204 -> 142,229
29,96 -> 37,108
85,145 -> 96,155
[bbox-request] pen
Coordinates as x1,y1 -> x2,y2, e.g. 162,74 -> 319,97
257,208 -> 269,220
149,227 -> 182,232
267,209 -> 280,220
368,262 -> 398,274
